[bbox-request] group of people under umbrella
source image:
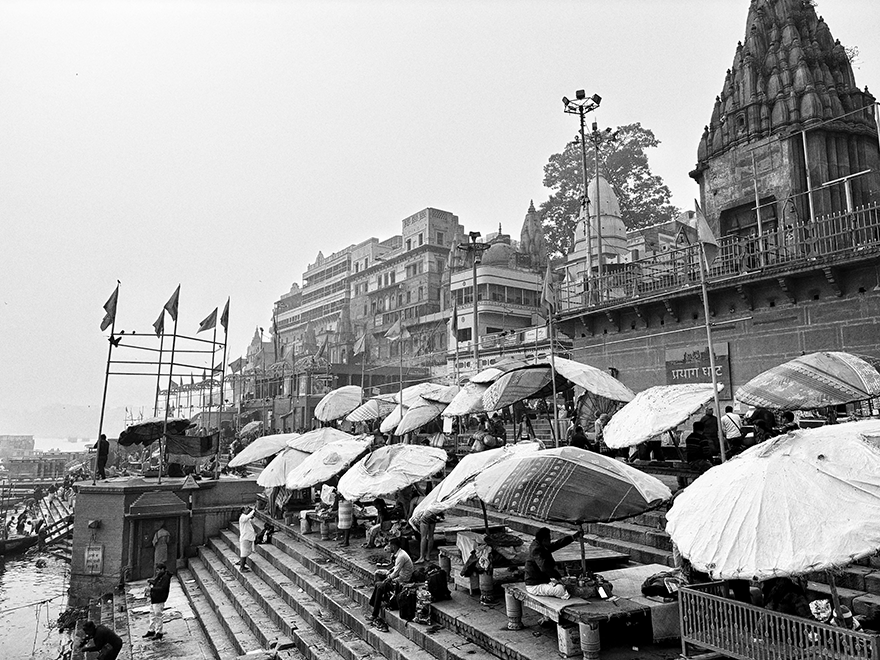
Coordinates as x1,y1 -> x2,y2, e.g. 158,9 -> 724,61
225,349 -> 880,639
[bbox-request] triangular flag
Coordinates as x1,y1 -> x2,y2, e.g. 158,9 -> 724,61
315,334 -> 329,359
353,333 -> 367,356
100,285 -> 119,331
164,285 -> 181,323
153,310 -> 165,337
694,199 -> 718,266
449,300 -> 458,335
385,319 -> 410,340
220,298 -> 229,332
190,373 -> 195,386
198,307 -> 218,333
540,262 -> 556,317
230,357 -> 245,373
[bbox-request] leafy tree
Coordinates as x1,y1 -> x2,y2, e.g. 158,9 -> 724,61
540,122 -> 679,256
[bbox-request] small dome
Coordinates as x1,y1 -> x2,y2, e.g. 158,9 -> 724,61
588,175 -> 622,220
481,242 -> 515,267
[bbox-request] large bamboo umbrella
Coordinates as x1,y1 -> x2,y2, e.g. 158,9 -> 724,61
345,397 -> 397,423
256,448 -> 310,488
285,439 -> 371,490
603,383 -> 720,449
239,420 -> 263,439
337,445 -> 448,502
395,400 -> 447,436
286,427 -> 355,453
314,386 -> 364,422
442,382 -> 489,417
735,351 -> 880,411
475,446 -> 671,574
118,417 -> 191,446
228,432 -> 299,467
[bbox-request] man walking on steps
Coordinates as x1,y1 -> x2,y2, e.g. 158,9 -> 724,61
143,562 -> 171,640
239,504 -> 257,571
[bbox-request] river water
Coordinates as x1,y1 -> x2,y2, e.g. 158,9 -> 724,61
0,555 -> 72,660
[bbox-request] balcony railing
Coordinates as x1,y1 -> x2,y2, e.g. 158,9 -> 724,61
559,203 -> 880,314
680,582 -> 880,660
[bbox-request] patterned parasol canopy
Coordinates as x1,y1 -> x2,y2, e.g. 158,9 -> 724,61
118,417 -> 191,447
345,397 -> 397,423
735,351 -> 880,411
474,446 -> 671,525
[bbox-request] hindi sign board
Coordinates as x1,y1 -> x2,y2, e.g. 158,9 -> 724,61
84,544 -> 103,575
665,342 -> 732,393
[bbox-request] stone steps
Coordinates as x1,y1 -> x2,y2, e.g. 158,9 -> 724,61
177,567 -> 244,659
189,550 -> 299,659
70,592 -> 131,660
583,520 -> 673,552
241,516 -> 559,660
225,522 -> 501,660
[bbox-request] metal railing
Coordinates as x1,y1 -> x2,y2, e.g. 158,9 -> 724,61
559,203 -> 880,314
680,583 -> 880,660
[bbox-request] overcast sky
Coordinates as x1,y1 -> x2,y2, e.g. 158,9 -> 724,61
2,0 -> 878,432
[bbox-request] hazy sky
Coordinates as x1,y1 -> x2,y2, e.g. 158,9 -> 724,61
2,0 -> 878,430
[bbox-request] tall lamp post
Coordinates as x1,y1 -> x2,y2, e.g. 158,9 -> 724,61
563,91 -> 602,285
457,231 -> 490,373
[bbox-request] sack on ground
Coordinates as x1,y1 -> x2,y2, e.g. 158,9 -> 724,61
398,584 -> 419,621
641,569 -> 685,599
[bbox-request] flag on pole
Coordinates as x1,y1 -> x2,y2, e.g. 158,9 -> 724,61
164,285 -> 181,322
449,301 -> 458,336
152,310 -> 165,337
170,379 -> 179,391
100,285 -> 119,331
191,373 -> 195,387
220,298 -> 229,332
315,334 -> 329,359
384,319 -> 411,340
541,262 -> 557,318
694,199 -> 719,266
353,332 -> 367,356
198,307 -> 218,333
230,357 -> 245,373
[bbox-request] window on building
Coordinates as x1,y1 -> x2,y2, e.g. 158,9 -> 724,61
418,286 -> 424,301
364,304 -> 368,316
457,328 -> 472,342
390,271 -> 395,284
436,231 -> 445,245
355,263 -> 359,273
418,233 -> 423,246
407,290 -> 412,303
477,284 -> 488,301
406,239 -> 412,251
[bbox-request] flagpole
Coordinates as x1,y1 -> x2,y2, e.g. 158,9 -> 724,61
547,315 -> 560,448
398,332 -> 404,443
159,305 -> 180,485
209,321 -> 217,430
153,329 -> 165,417
216,301 -> 229,480
94,282 -> 119,485
698,243 -> 727,462
359,334 -> 367,402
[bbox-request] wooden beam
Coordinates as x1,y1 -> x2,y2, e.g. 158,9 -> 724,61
822,266 -> 842,297
777,276 -> 796,305
663,299 -> 679,323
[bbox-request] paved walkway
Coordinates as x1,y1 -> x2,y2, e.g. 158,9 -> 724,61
124,577 -> 214,659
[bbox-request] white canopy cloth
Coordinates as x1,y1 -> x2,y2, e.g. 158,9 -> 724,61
665,420 -> 880,580
395,400 -> 447,435
314,385 -> 363,422
548,357 -> 635,402
409,442 -> 541,527
603,383 -> 721,449
420,384 -> 460,404
337,444 -> 447,502
285,439 -> 371,490
286,427 -> 354,453
239,420 -> 262,438
393,382 -> 449,407
228,432 -> 299,467
256,447 -> 310,488
442,382 -> 489,417
379,405 -> 405,434
346,397 -> 396,423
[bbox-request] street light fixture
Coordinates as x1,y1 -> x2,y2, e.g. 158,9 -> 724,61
563,90 -> 602,286
456,231 -> 490,373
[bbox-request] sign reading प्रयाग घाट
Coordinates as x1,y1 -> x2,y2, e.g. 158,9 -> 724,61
84,544 -> 103,575
665,342 -> 732,393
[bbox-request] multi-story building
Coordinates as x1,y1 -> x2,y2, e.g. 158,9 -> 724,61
556,0 -> 880,408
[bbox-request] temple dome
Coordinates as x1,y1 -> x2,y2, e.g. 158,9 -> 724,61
481,241 -> 516,267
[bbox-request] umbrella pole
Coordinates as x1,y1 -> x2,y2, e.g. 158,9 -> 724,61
579,523 -> 587,577
698,242 -> 727,462
479,501 -> 490,534
827,571 -> 846,627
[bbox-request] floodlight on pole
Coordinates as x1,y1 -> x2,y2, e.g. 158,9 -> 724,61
456,231 -> 490,373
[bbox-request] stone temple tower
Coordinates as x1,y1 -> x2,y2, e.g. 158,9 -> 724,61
519,200 -> 549,270
690,0 -> 879,236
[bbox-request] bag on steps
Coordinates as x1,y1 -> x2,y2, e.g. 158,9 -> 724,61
398,584 -> 419,621
426,567 -> 450,602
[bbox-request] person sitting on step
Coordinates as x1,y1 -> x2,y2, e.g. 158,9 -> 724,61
524,527 -> 580,599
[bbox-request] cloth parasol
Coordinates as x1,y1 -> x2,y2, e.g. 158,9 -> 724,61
346,397 -> 397,423
483,368 -> 556,411
409,442 -> 542,527
285,438 -> 371,490
470,359 -> 530,384
118,417 -> 191,446
474,446 -> 671,525
239,420 -> 263,438
228,432 -> 299,467
395,400 -> 447,435
735,351 -> 880,411
314,385 -> 364,422
603,383 -> 721,449
337,444 -> 447,502
286,427 -> 354,453
256,447 -> 310,488
379,405 -> 405,434
665,420 -> 880,581
420,384 -> 460,404
442,382 -> 489,417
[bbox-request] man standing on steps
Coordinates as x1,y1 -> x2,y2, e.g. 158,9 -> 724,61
239,504 -> 257,571
366,536 -> 413,632
143,562 -> 171,640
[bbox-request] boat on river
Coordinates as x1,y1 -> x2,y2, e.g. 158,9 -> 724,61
0,533 -> 39,556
